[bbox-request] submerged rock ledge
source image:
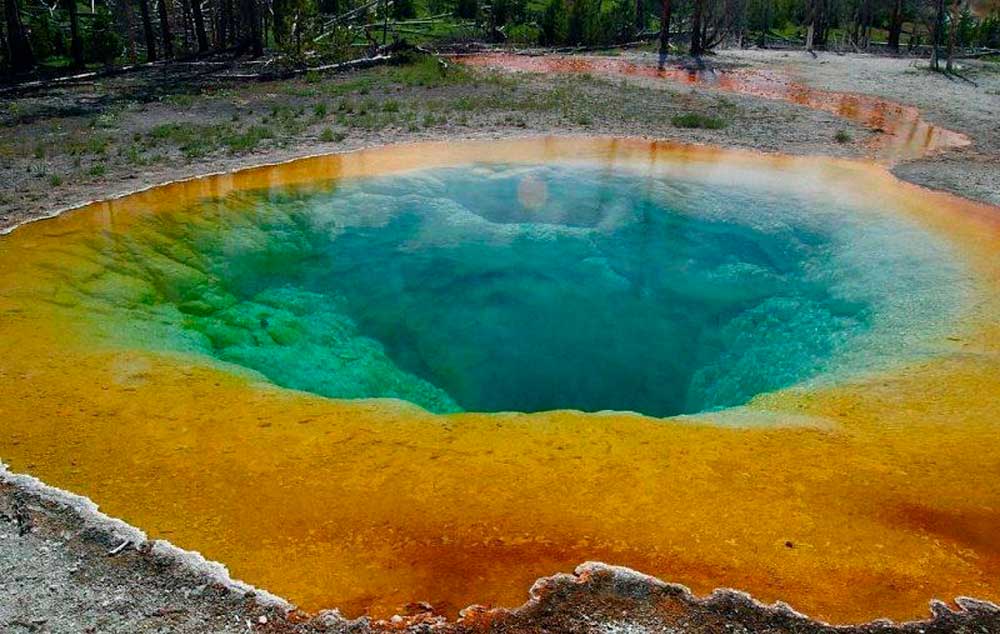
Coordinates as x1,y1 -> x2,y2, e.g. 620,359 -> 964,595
2,462 -> 997,634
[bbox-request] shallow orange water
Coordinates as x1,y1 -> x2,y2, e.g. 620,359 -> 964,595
1,138 -> 999,624
457,54 -> 970,162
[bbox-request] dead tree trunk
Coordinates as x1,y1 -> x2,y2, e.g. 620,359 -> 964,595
158,0 -> 175,58
3,0 -> 35,73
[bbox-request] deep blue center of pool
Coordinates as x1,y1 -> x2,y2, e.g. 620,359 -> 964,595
88,163 -> 959,417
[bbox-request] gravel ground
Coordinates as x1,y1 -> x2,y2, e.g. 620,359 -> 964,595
717,49 -> 1000,206
1,48 -> 999,633
1,51 -> 872,234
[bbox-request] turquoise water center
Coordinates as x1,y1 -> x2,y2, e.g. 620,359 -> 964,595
76,161 -> 963,418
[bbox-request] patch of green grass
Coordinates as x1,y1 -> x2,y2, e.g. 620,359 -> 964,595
314,102 -> 328,118
270,104 -> 301,120
834,129 -> 852,143
382,99 -> 400,113
384,54 -> 473,88
33,144 -> 46,159
66,134 -> 111,156
670,112 -> 727,129
164,93 -> 196,109
325,75 -> 377,97
93,112 -> 119,128
48,174 -> 62,187
88,163 -> 107,177
320,127 -> 347,143
147,122 -> 219,158
120,143 -> 144,165
422,112 -> 448,128
223,125 -> 274,153
282,85 -> 319,97
452,96 -> 477,111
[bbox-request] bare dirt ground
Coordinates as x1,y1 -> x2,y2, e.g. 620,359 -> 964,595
2,48 -> 1000,633
1,50 -> 878,233
717,49 -> 1000,206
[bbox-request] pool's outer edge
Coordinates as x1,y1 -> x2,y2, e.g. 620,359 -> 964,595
3,460 -> 999,631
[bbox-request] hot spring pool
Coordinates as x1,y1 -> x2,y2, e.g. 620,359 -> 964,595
1,138 -> 999,623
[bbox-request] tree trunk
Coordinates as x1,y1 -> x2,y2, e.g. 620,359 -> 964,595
756,0 -> 770,48
243,0 -> 263,56
931,0 -> 945,70
887,0 -> 903,51
3,0 -> 35,73
158,0 -> 175,58
657,0 -> 671,64
804,0 -> 815,50
139,0 -> 158,60
218,0 -> 230,46
63,0 -> 85,69
689,0 -> 703,55
273,0 -> 285,44
191,0 -> 209,52
122,0 -> 138,63
945,0 -> 957,72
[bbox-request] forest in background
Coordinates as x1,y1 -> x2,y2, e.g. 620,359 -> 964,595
2,0 -> 998,80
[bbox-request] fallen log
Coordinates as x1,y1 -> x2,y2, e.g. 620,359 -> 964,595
209,53 -> 397,80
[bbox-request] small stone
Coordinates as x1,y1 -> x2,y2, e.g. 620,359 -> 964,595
258,615 -> 268,624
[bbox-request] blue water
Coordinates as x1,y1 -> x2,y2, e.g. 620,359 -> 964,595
77,162 -> 963,417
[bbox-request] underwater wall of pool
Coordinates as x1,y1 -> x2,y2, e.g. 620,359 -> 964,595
1,137 -> 999,624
